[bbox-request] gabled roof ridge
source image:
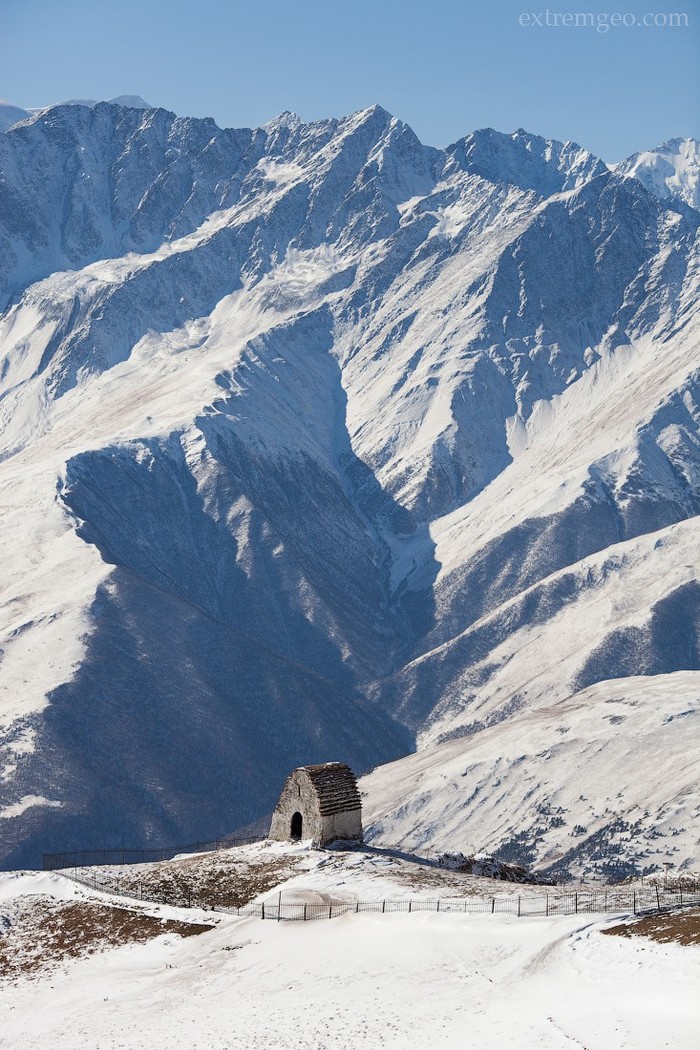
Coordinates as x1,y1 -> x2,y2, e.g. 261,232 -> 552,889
297,761 -> 362,816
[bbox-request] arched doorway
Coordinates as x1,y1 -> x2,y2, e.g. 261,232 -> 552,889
290,812 -> 303,840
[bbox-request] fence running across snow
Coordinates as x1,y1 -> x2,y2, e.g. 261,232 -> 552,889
222,887 -> 700,920
42,835 -> 267,870
49,865 -> 700,921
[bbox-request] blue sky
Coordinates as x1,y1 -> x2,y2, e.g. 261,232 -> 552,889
2,0 -> 698,160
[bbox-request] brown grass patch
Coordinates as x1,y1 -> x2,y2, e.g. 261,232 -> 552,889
0,897 -> 213,981
602,908 -> 700,946
95,849 -> 300,909
338,847 -> 554,897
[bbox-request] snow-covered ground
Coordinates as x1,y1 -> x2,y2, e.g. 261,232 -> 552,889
61,839 -> 558,912
1,868 -> 699,1049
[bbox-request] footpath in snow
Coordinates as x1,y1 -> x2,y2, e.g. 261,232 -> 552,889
1,860 -> 699,1049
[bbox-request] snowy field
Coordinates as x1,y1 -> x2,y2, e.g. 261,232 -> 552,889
1,867 -> 699,1049
76,840 -> 557,909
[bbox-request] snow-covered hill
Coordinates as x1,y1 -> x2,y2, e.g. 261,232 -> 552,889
362,672 -> 700,879
0,101 -> 698,873
3,867 -> 698,1050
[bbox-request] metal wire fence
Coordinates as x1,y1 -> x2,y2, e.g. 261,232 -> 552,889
218,887 -> 700,921
58,866 -> 700,921
42,834 -> 267,871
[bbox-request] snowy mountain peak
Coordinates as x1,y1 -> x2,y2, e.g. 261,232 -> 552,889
58,94 -> 152,110
614,137 -> 700,210
335,103 -> 396,139
0,95 -> 152,134
352,102 -> 394,123
0,100 -> 698,875
264,110 -> 303,133
105,94 -> 151,109
447,125 -> 607,196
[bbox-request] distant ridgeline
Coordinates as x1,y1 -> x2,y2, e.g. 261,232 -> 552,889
0,99 -> 698,876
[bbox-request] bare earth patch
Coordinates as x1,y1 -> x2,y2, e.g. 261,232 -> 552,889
92,847 -> 301,908
0,896 -> 213,981
385,860 -> 551,893
319,844 -> 560,897
602,908 -> 700,946
364,856 -> 512,893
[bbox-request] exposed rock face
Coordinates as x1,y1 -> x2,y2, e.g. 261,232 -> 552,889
0,101 -> 698,873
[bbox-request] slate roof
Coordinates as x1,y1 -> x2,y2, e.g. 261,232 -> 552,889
301,762 -> 362,816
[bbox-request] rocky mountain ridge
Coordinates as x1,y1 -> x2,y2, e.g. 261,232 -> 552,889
0,100 -> 698,874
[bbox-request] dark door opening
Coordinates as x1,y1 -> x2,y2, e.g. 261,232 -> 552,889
290,812 -> 303,840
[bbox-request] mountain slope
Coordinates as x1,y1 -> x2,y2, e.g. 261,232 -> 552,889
0,102 -> 698,872
615,137 -> 700,211
362,670 -> 700,879
0,101 -> 31,134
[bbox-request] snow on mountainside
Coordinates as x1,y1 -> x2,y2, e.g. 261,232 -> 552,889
615,137 -> 700,211
60,95 -> 151,110
362,671 -> 700,879
0,96 -> 151,134
0,101 -> 698,874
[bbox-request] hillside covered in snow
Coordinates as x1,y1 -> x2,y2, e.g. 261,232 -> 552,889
0,99 -> 698,873
3,861 -> 698,1050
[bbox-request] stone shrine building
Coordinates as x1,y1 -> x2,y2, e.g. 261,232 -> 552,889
269,762 -> 363,846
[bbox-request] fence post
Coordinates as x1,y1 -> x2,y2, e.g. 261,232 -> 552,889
517,897 -> 521,918
355,901 -> 359,913
408,901 -> 412,913
545,894 -> 549,917
633,890 -> 636,915
261,902 -> 265,920
491,898 -> 495,914
329,905 -> 332,920
680,888 -> 683,907
574,893 -> 578,914
304,904 -> 307,921
655,885 -> 661,913
382,900 -> 386,913
437,899 -> 440,913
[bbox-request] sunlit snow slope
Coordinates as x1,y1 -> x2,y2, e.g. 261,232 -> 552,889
615,137 -> 700,211
0,101 -> 698,873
